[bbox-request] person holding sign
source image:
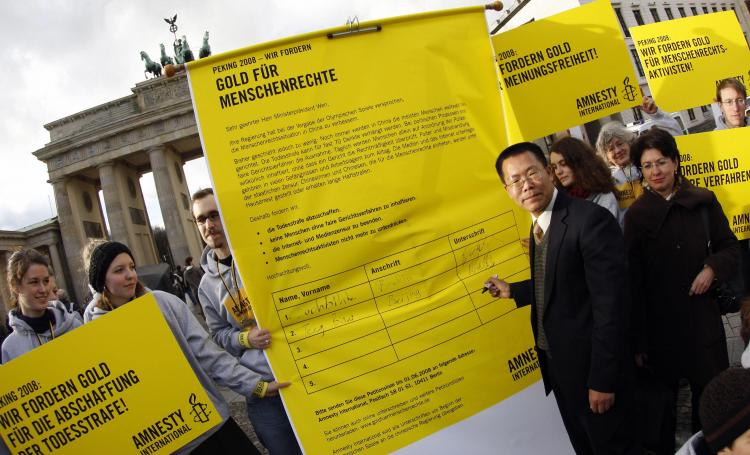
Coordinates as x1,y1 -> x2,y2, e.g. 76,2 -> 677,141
2,249 -> 82,363
625,128 -> 739,454
549,137 -> 619,222
191,188 -> 301,455
714,78 -> 748,130
84,241 -> 290,454
714,78 -> 750,306
485,143 -> 638,455
596,96 -> 683,225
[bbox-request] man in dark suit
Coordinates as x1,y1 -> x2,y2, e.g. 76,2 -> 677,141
486,142 -> 638,454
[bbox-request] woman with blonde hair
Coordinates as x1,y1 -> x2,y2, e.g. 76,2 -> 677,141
2,249 -> 82,363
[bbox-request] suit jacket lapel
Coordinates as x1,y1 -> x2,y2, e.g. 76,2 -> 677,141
543,195 -> 568,311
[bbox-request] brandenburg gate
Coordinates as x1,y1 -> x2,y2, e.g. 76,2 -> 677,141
29,74 -> 205,303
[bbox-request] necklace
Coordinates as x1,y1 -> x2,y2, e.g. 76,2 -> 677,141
34,320 -> 55,346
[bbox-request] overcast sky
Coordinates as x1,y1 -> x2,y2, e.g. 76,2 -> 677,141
0,0 -> 502,231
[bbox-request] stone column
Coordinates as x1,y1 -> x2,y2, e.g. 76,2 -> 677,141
98,162 -> 129,243
51,178 -> 86,303
47,241 -> 69,291
148,146 -> 191,265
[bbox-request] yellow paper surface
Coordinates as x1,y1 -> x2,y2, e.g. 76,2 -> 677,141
0,294 -> 221,454
630,11 -> 750,112
187,8 -> 539,454
492,0 -> 640,142
676,128 -> 750,240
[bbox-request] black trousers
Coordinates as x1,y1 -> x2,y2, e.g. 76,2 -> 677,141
544,351 -> 641,455
191,417 -> 261,455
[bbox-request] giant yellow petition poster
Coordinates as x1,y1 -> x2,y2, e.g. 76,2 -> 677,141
187,8 -> 569,454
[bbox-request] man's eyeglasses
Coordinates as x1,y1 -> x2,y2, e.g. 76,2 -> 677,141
721,98 -> 746,106
505,167 -> 543,191
195,211 -> 221,225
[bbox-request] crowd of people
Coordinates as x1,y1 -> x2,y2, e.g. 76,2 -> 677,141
2,79 -> 749,454
486,79 -> 750,454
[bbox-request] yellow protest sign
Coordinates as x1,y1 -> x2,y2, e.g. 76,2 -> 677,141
677,128 -> 750,240
631,11 -> 750,112
492,0 -> 640,142
187,7 -> 568,454
0,294 -> 221,454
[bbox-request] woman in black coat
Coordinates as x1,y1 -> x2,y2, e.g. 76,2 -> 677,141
624,128 -> 739,454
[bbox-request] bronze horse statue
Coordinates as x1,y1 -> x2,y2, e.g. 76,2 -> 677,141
140,51 -> 162,78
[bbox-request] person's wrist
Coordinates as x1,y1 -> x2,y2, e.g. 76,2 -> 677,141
238,330 -> 252,349
253,381 -> 268,398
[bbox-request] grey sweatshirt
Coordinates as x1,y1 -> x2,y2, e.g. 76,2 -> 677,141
2,301 -> 82,363
714,115 -> 749,130
84,290 -> 263,453
198,247 -> 273,380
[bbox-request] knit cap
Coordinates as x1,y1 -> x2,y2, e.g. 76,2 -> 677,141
88,242 -> 134,293
700,368 -> 750,452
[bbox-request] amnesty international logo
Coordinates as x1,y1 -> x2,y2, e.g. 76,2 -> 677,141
621,77 -> 638,102
189,393 -> 211,423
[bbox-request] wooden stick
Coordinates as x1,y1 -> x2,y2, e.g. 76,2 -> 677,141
165,3 -> 503,78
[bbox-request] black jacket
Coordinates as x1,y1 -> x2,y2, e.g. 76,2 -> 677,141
510,192 -> 631,396
625,180 -> 738,385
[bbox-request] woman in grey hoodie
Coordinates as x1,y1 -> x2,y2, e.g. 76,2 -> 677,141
83,241 -> 289,454
1,250 -> 82,455
2,249 -> 82,363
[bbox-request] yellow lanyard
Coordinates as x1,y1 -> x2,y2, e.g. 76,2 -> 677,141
214,255 -> 255,326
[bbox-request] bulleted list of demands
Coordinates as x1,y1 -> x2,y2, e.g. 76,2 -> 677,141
187,8 -> 547,455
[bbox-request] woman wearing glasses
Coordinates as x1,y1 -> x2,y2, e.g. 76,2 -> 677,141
624,128 -> 739,453
548,137 -> 619,222
715,78 -> 748,130
596,97 -> 683,226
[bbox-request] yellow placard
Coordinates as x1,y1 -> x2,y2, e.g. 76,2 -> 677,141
677,128 -> 750,240
492,0 -> 641,142
631,11 -> 750,112
187,8 -> 546,454
0,294 -> 221,454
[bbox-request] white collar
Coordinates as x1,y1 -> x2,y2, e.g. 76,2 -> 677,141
532,188 -> 558,233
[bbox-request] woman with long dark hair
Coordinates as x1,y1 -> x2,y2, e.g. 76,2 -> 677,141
549,137 -> 619,221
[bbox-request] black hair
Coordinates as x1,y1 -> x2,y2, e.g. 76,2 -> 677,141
630,127 -> 680,174
495,142 -> 547,184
